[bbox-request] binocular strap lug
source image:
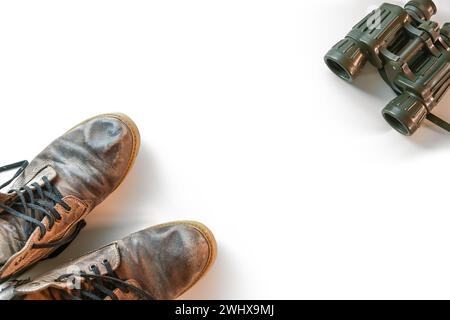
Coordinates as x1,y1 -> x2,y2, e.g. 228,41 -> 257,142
426,113 -> 450,132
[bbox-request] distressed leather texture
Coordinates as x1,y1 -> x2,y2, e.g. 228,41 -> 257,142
11,114 -> 136,205
0,114 -> 139,280
14,222 -> 216,300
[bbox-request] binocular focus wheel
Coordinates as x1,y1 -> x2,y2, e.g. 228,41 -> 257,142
405,0 -> 437,21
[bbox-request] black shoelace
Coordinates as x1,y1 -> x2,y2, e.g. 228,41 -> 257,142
55,260 -> 154,300
0,160 -> 85,249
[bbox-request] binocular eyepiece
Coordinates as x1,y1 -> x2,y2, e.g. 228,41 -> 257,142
324,38 -> 367,83
325,0 -> 450,136
382,92 -> 428,136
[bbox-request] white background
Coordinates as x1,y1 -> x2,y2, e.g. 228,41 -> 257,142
1,0 -> 450,300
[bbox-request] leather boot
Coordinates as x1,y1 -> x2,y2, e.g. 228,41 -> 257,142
0,113 -> 140,282
10,221 -> 217,300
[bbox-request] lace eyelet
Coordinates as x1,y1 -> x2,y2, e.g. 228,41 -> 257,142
89,264 -> 97,271
102,259 -> 109,265
56,276 -> 68,283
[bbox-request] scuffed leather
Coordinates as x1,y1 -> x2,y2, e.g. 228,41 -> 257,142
11,115 -> 135,205
0,114 -> 138,279
14,222 -> 215,300
115,223 -> 212,300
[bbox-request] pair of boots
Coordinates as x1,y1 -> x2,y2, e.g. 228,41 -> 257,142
0,113 -> 217,300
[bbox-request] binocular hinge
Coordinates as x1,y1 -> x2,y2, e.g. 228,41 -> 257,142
426,113 -> 450,132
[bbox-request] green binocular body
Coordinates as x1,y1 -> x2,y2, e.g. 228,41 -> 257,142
325,0 -> 450,135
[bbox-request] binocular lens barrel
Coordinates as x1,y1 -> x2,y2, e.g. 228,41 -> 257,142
324,38 -> 368,83
382,92 -> 428,136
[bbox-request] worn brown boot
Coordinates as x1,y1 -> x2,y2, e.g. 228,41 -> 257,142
0,113 -> 140,282
7,221 -> 216,300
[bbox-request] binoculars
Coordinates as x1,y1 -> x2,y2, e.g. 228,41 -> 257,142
325,0 -> 450,136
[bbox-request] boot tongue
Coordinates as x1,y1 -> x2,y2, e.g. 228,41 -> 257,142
0,166 -> 58,208
0,219 -> 25,266
0,166 -> 58,266
0,191 -> 21,266
9,165 -> 58,192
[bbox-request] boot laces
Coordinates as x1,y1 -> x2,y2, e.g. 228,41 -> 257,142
55,260 -> 154,300
0,161 -> 83,249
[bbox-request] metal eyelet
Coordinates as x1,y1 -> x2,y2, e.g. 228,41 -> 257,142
102,259 -> 109,265
89,264 -> 97,271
